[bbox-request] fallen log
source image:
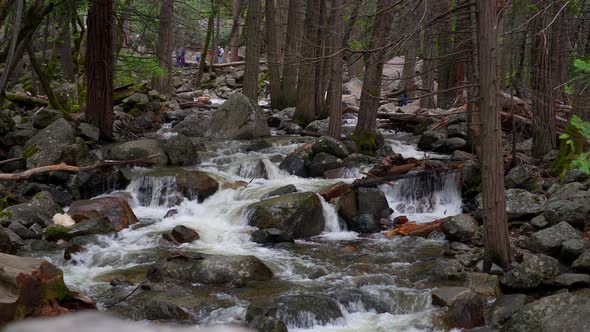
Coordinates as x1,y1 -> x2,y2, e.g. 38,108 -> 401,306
384,220 -> 442,237
0,154 -> 161,181
178,101 -> 219,109
212,60 -> 267,68
5,92 -> 49,107
0,252 -> 96,324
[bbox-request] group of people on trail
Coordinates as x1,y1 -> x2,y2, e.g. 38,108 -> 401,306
176,46 -> 224,66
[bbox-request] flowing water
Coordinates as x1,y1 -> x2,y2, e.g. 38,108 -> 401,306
34,128 -> 462,331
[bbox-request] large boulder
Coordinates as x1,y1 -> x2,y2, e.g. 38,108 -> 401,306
337,188 -> 391,233
172,114 -> 212,137
246,192 -> 325,238
175,171 -> 219,202
204,93 -> 270,139
501,293 -> 590,332
163,225 -> 200,244
0,191 -> 62,228
501,254 -> 560,289
432,287 -> 485,329
279,150 -> 310,177
526,222 -> 581,254
68,169 -> 130,200
485,294 -> 527,327
441,214 -> 479,242
24,118 -> 74,168
105,139 -> 169,166
134,170 -> 219,206
544,189 -> 590,229
477,189 -> 546,220
0,253 -> 95,324
163,134 -> 201,166
309,152 -> 343,177
155,253 -> 273,287
304,119 -> 330,135
32,108 -> 63,129
246,294 -> 344,329
311,136 -> 350,158
67,197 -> 139,231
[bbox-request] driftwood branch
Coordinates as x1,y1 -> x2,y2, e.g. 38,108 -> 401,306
0,154 -> 161,181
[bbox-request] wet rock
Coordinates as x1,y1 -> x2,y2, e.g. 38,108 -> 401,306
544,190 -> 590,229
68,169 -> 129,200
24,118 -> 74,168
418,131 -> 446,151
175,170 -> 219,202
172,114 -> 212,137
238,159 -> 269,179
7,222 -> 39,240
357,188 -> 391,218
433,137 -> 467,153
545,273 -> 590,287
432,258 -> 465,278
304,119 -> 330,135
475,260 -> 504,275
501,293 -> 590,332
530,215 -> 548,229
309,152 -> 343,177
263,185 -> 297,198
163,134 -> 201,166
526,222 -> 581,255
441,214 -> 478,242
251,228 -> 294,245
205,94 -> 270,139
63,243 -> 83,261
433,287 -> 485,329
164,209 -> 179,218
162,225 -> 200,244
485,294 -> 527,327
67,197 -> 139,232
501,254 -> 560,289
248,316 -> 288,332
68,218 -> 117,238
572,250 -> 590,272
349,214 -> 380,233
0,191 -> 62,228
245,138 -> 272,152
32,108 -> 63,129
105,139 -> 169,166
451,150 -> 476,161
0,227 -> 17,253
447,123 -> 468,139
283,122 -> 303,135
247,192 -> 325,238
311,136 -> 349,158
246,294 -> 344,329
141,299 -> 190,321
561,239 -> 586,261
278,150 -> 310,177
156,253 -> 273,287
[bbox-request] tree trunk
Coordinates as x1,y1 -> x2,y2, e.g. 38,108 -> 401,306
294,0 -> 322,125
327,0 -> 344,139
61,0 -> 75,82
401,38 -> 417,98
421,24 -> 436,108
228,0 -> 243,62
354,0 -> 394,151
28,47 -> 66,113
344,0 -> 364,80
243,0 -> 261,101
196,1 -> 216,87
266,0 -> 284,109
476,0 -> 511,270
280,0 -> 300,107
0,0 -> 23,103
154,0 -> 173,94
86,0 -> 114,141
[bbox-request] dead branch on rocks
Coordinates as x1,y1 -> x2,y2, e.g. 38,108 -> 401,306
0,154 -> 161,181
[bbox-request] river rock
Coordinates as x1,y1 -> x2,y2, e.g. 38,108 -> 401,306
476,189 -> 546,220
163,134 -> 200,166
505,165 -> 534,188
263,185 -> 297,198
175,170 -> 219,202
309,152 -> 343,177
485,294 -> 527,327
530,215 -> 548,229
433,137 -> 467,153
279,150 -> 310,177
24,118 -> 75,168
237,159 -> 269,179
0,112 -> 15,135
349,214 -> 381,233
561,239 -> 586,261
246,294 -> 344,329
0,227 -> 17,253
500,293 -> 590,332
0,253 -> 95,324
163,225 -> 200,244
0,191 -> 62,228
68,218 -> 117,238
544,189 -> 590,229
67,197 -> 139,231
572,250 -> 590,272
105,139 -> 169,166
156,253 -> 273,287
544,273 -> 590,287
311,136 -> 350,158
68,169 -> 130,200
501,254 -> 560,289
248,316 -> 288,332
441,214 -> 478,242
418,131 -> 445,151
205,93 -> 270,139
304,119 -> 330,135
77,123 -> 100,142
172,114 -> 212,137
564,169 -> 589,183
526,222 -> 581,255
246,192 -> 325,238
7,222 -> 38,240
32,108 -> 63,129
432,287 -> 485,329
251,228 -> 294,245
337,188 -> 391,230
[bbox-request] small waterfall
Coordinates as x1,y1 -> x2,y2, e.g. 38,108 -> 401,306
320,195 -> 343,233
384,172 -> 462,223
127,176 -> 182,207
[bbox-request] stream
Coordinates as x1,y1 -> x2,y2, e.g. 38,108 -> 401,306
33,118 -> 463,331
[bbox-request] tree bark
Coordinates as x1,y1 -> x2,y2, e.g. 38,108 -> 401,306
354,0 -> 394,150
327,0 -> 344,139
0,0 -> 23,103
294,0 -> 322,125
266,0 -> 284,109
86,0 -> 114,140
154,0 -> 173,94
196,1 -> 216,87
280,0 -> 300,107
227,0 -> 243,62
344,0 -> 364,80
61,9 -> 76,82
243,0 -> 261,101
476,0 -> 511,270
27,47 -> 67,113
421,23 -> 436,108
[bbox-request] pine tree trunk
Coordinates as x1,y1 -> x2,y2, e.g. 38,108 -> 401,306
354,0 -> 394,149
421,24 -> 436,109
327,0 -> 344,139
86,0 -> 114,140
228,0 -> 243,62
196,2 -> 215,87
344,0 -> 364,80
294,0 -> 322,125
476,0 -> 511,270
243,0 -> 261,101
280,0 -> 300,107
154,0 -> 173,94
61,1 -> 75,82
266,0 -> 284,109
401,38 -> 417,98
